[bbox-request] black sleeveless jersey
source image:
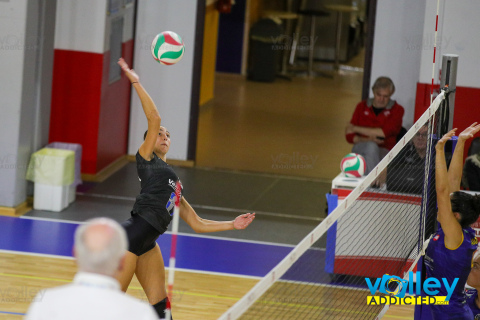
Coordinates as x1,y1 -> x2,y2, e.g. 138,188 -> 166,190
131,151 -> 183,233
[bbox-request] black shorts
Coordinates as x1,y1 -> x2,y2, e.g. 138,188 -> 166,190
122,213 -> 161,256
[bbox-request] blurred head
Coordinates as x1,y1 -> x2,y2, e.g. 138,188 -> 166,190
74,218 -> 128,277
143,126 -> 171,156
412,125 -> 428,153
451,192 -> 480,228
467,251 -> 480,289
372,77 -> 395,109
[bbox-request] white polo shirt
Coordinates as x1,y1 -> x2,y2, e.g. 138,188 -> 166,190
25,272 -> 158,320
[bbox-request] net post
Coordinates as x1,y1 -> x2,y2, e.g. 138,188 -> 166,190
440,54 -> 458,131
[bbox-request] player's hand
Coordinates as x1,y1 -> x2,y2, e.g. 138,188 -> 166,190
118,57 -> 139,84
458,122 -> 480,142
436,129 -> 457,150
233,213 -> 255,230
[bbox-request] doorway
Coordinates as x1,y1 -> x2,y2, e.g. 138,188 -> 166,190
196,0 -> 376,181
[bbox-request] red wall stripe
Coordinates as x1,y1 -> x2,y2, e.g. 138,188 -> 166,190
415,82 -> 480,159
49,40 -> 134,175
333,256 -> 414,278
49,50 -> 103,174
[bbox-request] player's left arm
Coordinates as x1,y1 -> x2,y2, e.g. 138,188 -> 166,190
436,129 -> 463,249
179,197 -> 255,233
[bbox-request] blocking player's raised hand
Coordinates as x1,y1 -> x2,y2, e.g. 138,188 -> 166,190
458,122 -> 480,142
436,129 -> 457,150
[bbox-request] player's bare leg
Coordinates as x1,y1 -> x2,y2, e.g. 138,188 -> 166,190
136,244 -> 169,318
116,250 -> 138,292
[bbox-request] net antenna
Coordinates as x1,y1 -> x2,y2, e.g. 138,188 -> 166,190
165,181 -> 182,320
430,0 -> 441,104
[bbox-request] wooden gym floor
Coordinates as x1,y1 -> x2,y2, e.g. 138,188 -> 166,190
196,53 -> 366,181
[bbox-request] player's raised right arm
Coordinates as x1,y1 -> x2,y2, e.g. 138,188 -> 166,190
118,58 -> 160,161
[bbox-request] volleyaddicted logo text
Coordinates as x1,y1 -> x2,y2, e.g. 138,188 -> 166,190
365,272 -> 458,305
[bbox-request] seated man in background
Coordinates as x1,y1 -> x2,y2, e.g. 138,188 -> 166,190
386,125 -> 428,194
25,218 -> 157,320
345,76 -> 404,174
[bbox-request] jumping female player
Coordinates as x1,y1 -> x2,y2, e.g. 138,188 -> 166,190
424,123 -> 480,319
116,58 -> 256,319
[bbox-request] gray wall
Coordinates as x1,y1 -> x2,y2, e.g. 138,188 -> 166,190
0,0 -> 55,207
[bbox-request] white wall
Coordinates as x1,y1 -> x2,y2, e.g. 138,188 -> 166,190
128,0 -> 197,160
0,0 -> 28,206
419,0 -> 480,88
0,0 -> 56,207
370,0 -> 426,128
105,0 -> 136,52
54,0 -> 107,53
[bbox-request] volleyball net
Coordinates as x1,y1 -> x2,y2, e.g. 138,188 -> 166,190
219,91 -> 448,320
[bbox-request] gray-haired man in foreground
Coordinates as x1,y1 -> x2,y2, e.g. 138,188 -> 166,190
25,218 -> 158,320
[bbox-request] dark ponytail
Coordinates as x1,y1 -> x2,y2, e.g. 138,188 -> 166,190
473,195 -> 480,215
451,191 -> 480,228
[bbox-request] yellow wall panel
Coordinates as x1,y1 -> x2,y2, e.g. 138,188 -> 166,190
199,4 -> 220,106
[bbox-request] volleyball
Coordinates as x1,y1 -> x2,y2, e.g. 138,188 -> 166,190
151,31 -> 185,65
340,153 -> 366,178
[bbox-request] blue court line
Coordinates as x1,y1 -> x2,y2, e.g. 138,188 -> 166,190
0,216 -> 293,278
0,311 -> 25,316
0,216 -> 363,289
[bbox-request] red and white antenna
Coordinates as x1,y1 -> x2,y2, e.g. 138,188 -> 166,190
430,0 -> 441,104
165,181 -> 182,320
